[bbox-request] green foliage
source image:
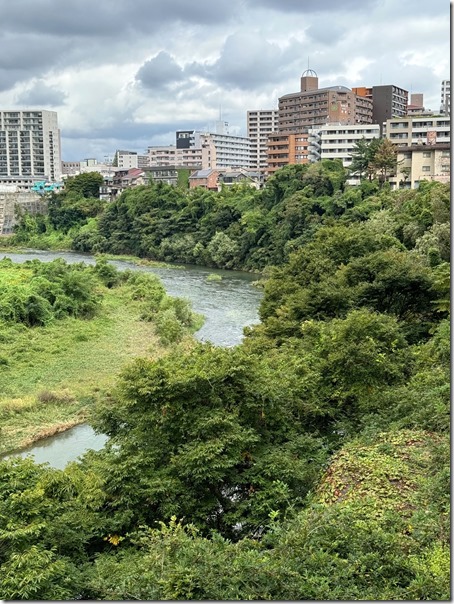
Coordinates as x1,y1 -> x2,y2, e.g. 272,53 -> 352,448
92,255 -> 121,287
83,429 -> 450,601
89,343 -> 330,538
349,136 -> 382,181
0,258 -> 101,326
0,167 -> 450,600
0,458 -> 106,599
63,171 -> 104,199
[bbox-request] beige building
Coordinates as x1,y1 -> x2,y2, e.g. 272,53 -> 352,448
391,144 -> 450,189
383,116 -> 450,146
147,145 -> 204,168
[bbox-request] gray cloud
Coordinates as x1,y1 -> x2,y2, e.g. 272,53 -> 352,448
246,0 -> 379,13
136,52 -> 184,89
305,20 -> 345,45
207,33 -> 304,91
1,0 -> 241,37
16,80 -> 67,106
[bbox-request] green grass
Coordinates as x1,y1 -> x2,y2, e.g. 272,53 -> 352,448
102,252 -> 184,269
0,285 -> 166,454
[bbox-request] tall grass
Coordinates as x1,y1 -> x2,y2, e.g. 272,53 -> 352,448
0,281 -> 168,454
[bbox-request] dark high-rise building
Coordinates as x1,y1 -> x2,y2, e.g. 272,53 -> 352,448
353,85 -> 409,131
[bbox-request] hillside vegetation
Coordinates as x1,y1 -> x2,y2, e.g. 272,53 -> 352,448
0,167 -> 450,600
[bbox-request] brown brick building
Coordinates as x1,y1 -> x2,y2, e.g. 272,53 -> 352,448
266,132 -> 310,176
278,69 -> 373,133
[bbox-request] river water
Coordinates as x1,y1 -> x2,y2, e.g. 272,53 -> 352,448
1,250 -> 263,469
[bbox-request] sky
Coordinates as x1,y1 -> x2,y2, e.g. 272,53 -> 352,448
0,0 -> 450,161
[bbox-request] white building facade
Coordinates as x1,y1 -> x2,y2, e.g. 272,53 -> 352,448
308,123 -> 380,183
0,110 -> 61,189
247,109 -> 279,172
194,131 -> 252,169
383,116 -> 450,146
148,127 -> 252,170
440,80 -> 450,115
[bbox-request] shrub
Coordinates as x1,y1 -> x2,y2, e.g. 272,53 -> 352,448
154,307 -> 185,345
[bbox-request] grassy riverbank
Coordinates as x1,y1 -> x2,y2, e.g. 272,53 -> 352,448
0,259 -> 201,455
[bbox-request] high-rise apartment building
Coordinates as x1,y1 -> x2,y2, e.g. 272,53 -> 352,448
247,109 -> 279,171
440,80 -> 450,115
353,85 -> 408,130
278,70 -> 373,134
174,127 -> 252,169
0,110 -> 61,188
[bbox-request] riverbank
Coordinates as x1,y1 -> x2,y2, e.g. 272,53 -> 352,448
0,271 -> 183,455
0,251 -> 262,458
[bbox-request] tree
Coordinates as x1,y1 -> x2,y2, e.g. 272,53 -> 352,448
349,137 -> 381,180
89,343 -> 329,539
64,171 -> 104,198
371,138 -> 400,184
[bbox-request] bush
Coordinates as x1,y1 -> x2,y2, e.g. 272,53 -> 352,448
154,307 -> 185,345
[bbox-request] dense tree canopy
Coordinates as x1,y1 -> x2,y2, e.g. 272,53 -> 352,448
1,164 -> 450,599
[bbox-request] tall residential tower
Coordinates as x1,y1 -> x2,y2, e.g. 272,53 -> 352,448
247,109 -> 279,171
0,110 -> 61,189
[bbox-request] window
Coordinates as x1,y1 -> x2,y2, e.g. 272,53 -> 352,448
422,166 -> 431,172
423,151 -> 432,158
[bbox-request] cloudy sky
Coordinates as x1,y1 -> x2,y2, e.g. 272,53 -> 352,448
0,0 -> 450,161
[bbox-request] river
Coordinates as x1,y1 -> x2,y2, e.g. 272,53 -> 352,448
1,250 -> 263,469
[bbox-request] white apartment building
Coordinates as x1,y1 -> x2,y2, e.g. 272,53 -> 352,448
247,109 -> 279,171
383,116 -> 450,146
440,80 -> 450,115
116,150 -> 138,170
0,110 -> 61,189
114,150 -> 150,170
148,128 -> 252,170
147,145 -> 203,168
195,131 -> 252,169
308,123 -> 380,183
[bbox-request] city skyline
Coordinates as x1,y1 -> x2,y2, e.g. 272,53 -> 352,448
0,0 -> 450,161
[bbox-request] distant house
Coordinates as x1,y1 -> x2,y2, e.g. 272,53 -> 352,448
188,169 -> 220,190
189,168 -> 262,190
218,168 -> 262,189
113,168 -> 148,191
